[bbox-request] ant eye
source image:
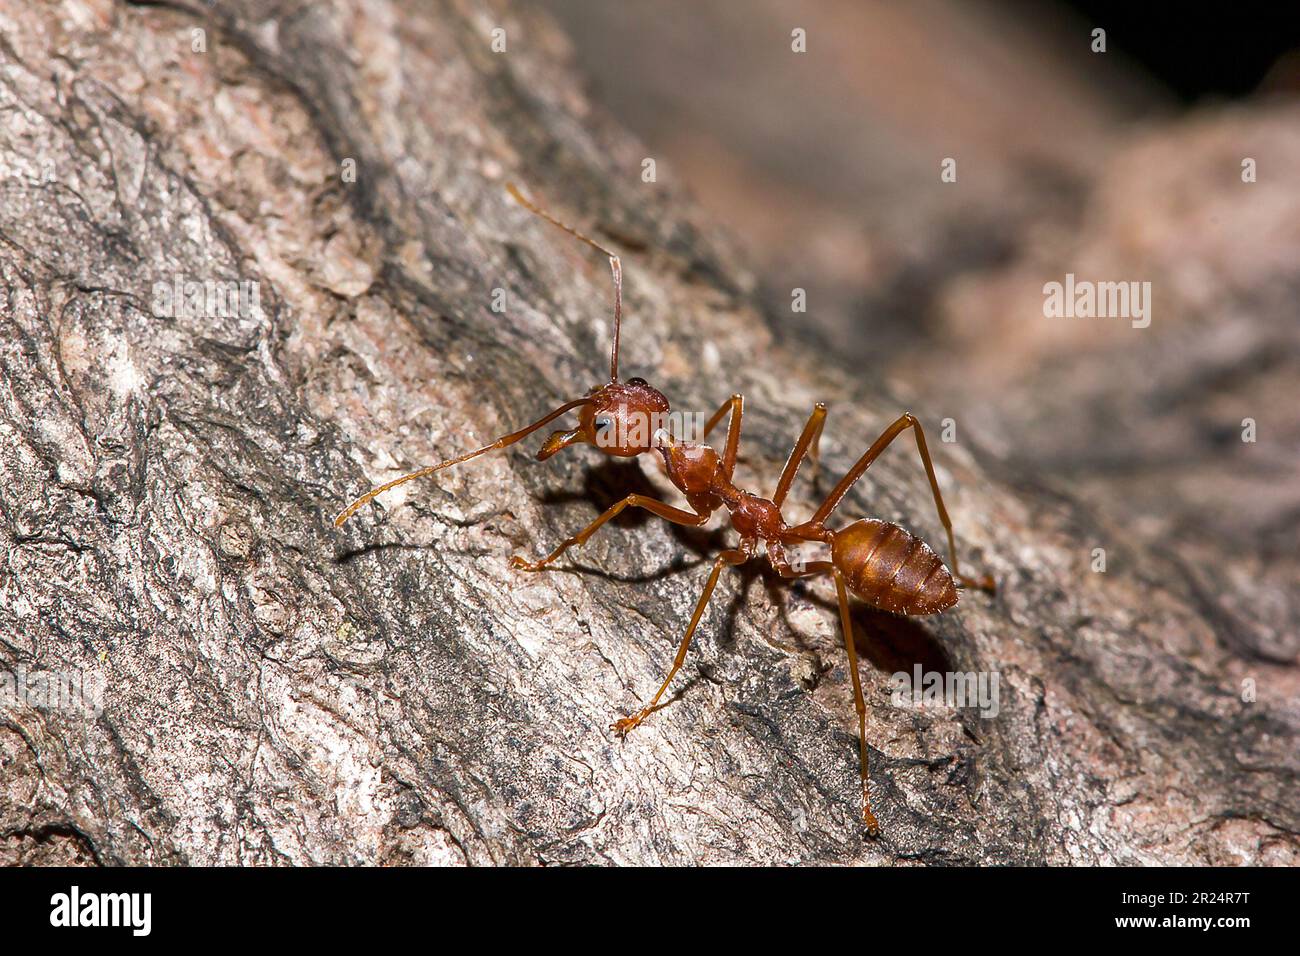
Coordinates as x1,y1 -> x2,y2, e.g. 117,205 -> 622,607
627,376 -> 647,386
592,417 -> 615,448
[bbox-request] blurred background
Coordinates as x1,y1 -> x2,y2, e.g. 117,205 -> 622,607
540,0 -> 1300,640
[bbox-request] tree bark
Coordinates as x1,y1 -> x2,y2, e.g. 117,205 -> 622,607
0,0 -> 1295,865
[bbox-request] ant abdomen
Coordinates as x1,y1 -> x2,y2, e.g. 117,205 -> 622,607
831,518 -> 958,616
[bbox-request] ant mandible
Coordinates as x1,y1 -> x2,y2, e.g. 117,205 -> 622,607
334,183 -> 996,836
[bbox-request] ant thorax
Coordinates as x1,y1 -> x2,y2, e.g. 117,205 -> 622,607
727,491 -> 787,542
655,434 -> 718,492
653,432 -> 784,542
654,433 -> 730,512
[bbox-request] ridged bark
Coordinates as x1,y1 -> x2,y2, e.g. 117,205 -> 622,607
0,0 -> 1294,865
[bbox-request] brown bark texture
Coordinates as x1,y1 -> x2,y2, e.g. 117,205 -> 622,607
0,0 -> 1296,865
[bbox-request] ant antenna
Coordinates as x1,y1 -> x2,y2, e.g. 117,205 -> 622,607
506,182 -> 623,382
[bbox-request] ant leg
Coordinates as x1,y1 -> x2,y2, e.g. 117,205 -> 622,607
829,564 -> 881,836
700,394 -> 744,480
773,403 -> 827,507
335,397 -> 591,527
511,494 -> 708,571
809,413 -> 825,491
807,413 -> 994,592
766,554 -> 880,834
612,548 -> 748,736
700,394 -> 738,438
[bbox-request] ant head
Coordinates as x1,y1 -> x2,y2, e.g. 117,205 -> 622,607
537,377 -> 671,460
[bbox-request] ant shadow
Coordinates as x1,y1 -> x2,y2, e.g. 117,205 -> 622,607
329,458 -> 719,572
335,539 -> 439,565
848,604 -> 953,676
532,458 -> 730,582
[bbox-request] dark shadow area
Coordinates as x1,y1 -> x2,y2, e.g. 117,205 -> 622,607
851,606 -> 954,676
535,457 -> 733,562
1056,0 -> 1300,100
334,539 -> 439,564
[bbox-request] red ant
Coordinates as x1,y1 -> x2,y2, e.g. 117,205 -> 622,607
335,184 -> 995,835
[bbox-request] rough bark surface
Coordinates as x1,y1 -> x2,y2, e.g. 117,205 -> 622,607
0,0 -> 1295,865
